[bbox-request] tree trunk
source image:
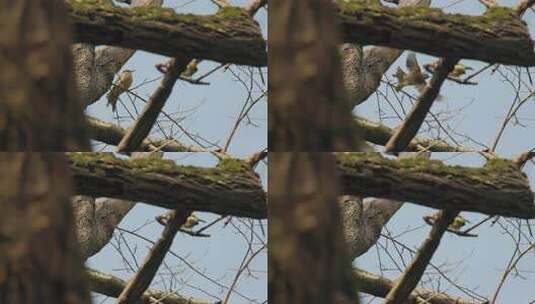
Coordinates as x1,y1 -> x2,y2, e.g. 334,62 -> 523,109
0,0 -> 89,150
269,153 -> 358,304
0,153 -> 90,303
269,0 -> 360,151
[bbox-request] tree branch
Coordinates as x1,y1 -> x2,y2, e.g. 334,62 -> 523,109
67,153 -> 267,219
384,209 -> 458,304
117,209 -> 190,304
116,56 -> 190,152
66,1 -> 267,66
87,116 -> 204,152
353,116 -> 471,152
353,268 -> 482,304
335,2 -> 535,66
336,153 -> 535,219
87,268 -> 213,304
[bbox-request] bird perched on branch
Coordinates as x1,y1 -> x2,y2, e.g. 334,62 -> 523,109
424,213 -> 469,231
393,52 -> 429,94
449,63 -> 473,78
182,214 -> 205,229
107,69 -> 134,112
425,61 -> 473,79
449,214 -> 469,231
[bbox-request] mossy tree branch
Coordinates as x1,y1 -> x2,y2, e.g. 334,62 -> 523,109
335,2 -> 535,66
336,153 -> 535,219
67,153 -> 267,219
66,0 -> 267,66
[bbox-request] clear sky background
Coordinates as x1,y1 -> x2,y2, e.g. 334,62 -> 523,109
86,1 -> 267,303
356,1 -> 535,303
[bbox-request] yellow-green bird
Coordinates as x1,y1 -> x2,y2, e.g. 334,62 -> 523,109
449,63 -> 473,78
449,215 -> 469,231
393,53 -> 429,94
182,214 -> 206,229
107,69 -> 134,112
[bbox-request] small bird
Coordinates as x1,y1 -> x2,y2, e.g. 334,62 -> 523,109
182,214 -> 205,230
107,69 -> 134,112
449,215 -> 469,231
449,63 -> 473,78
393,53 -> 429,94
424,213 -> 469,231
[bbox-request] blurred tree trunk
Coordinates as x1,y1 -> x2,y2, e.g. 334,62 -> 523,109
0,0 -> 89,150
0,0 -> 90,303
269,153 -> 358,304
0,153 -> 90,303
268,0 -> 361,151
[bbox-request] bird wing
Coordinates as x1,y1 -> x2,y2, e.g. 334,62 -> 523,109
393,67 -> 405,81
406,53 -> 422,76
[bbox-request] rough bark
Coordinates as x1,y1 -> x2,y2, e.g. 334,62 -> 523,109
68,153 -> 267,219
0,153 -> 90,304
336,153 -> 535,218
269,153 -> 357,304
66,1 -> 267,66
0,0 -> 89,150
335,3 -> 535,67
269,0 -> 360,151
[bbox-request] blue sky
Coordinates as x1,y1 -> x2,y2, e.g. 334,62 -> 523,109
86,1 -> 267,303
355,2 -> 535,301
